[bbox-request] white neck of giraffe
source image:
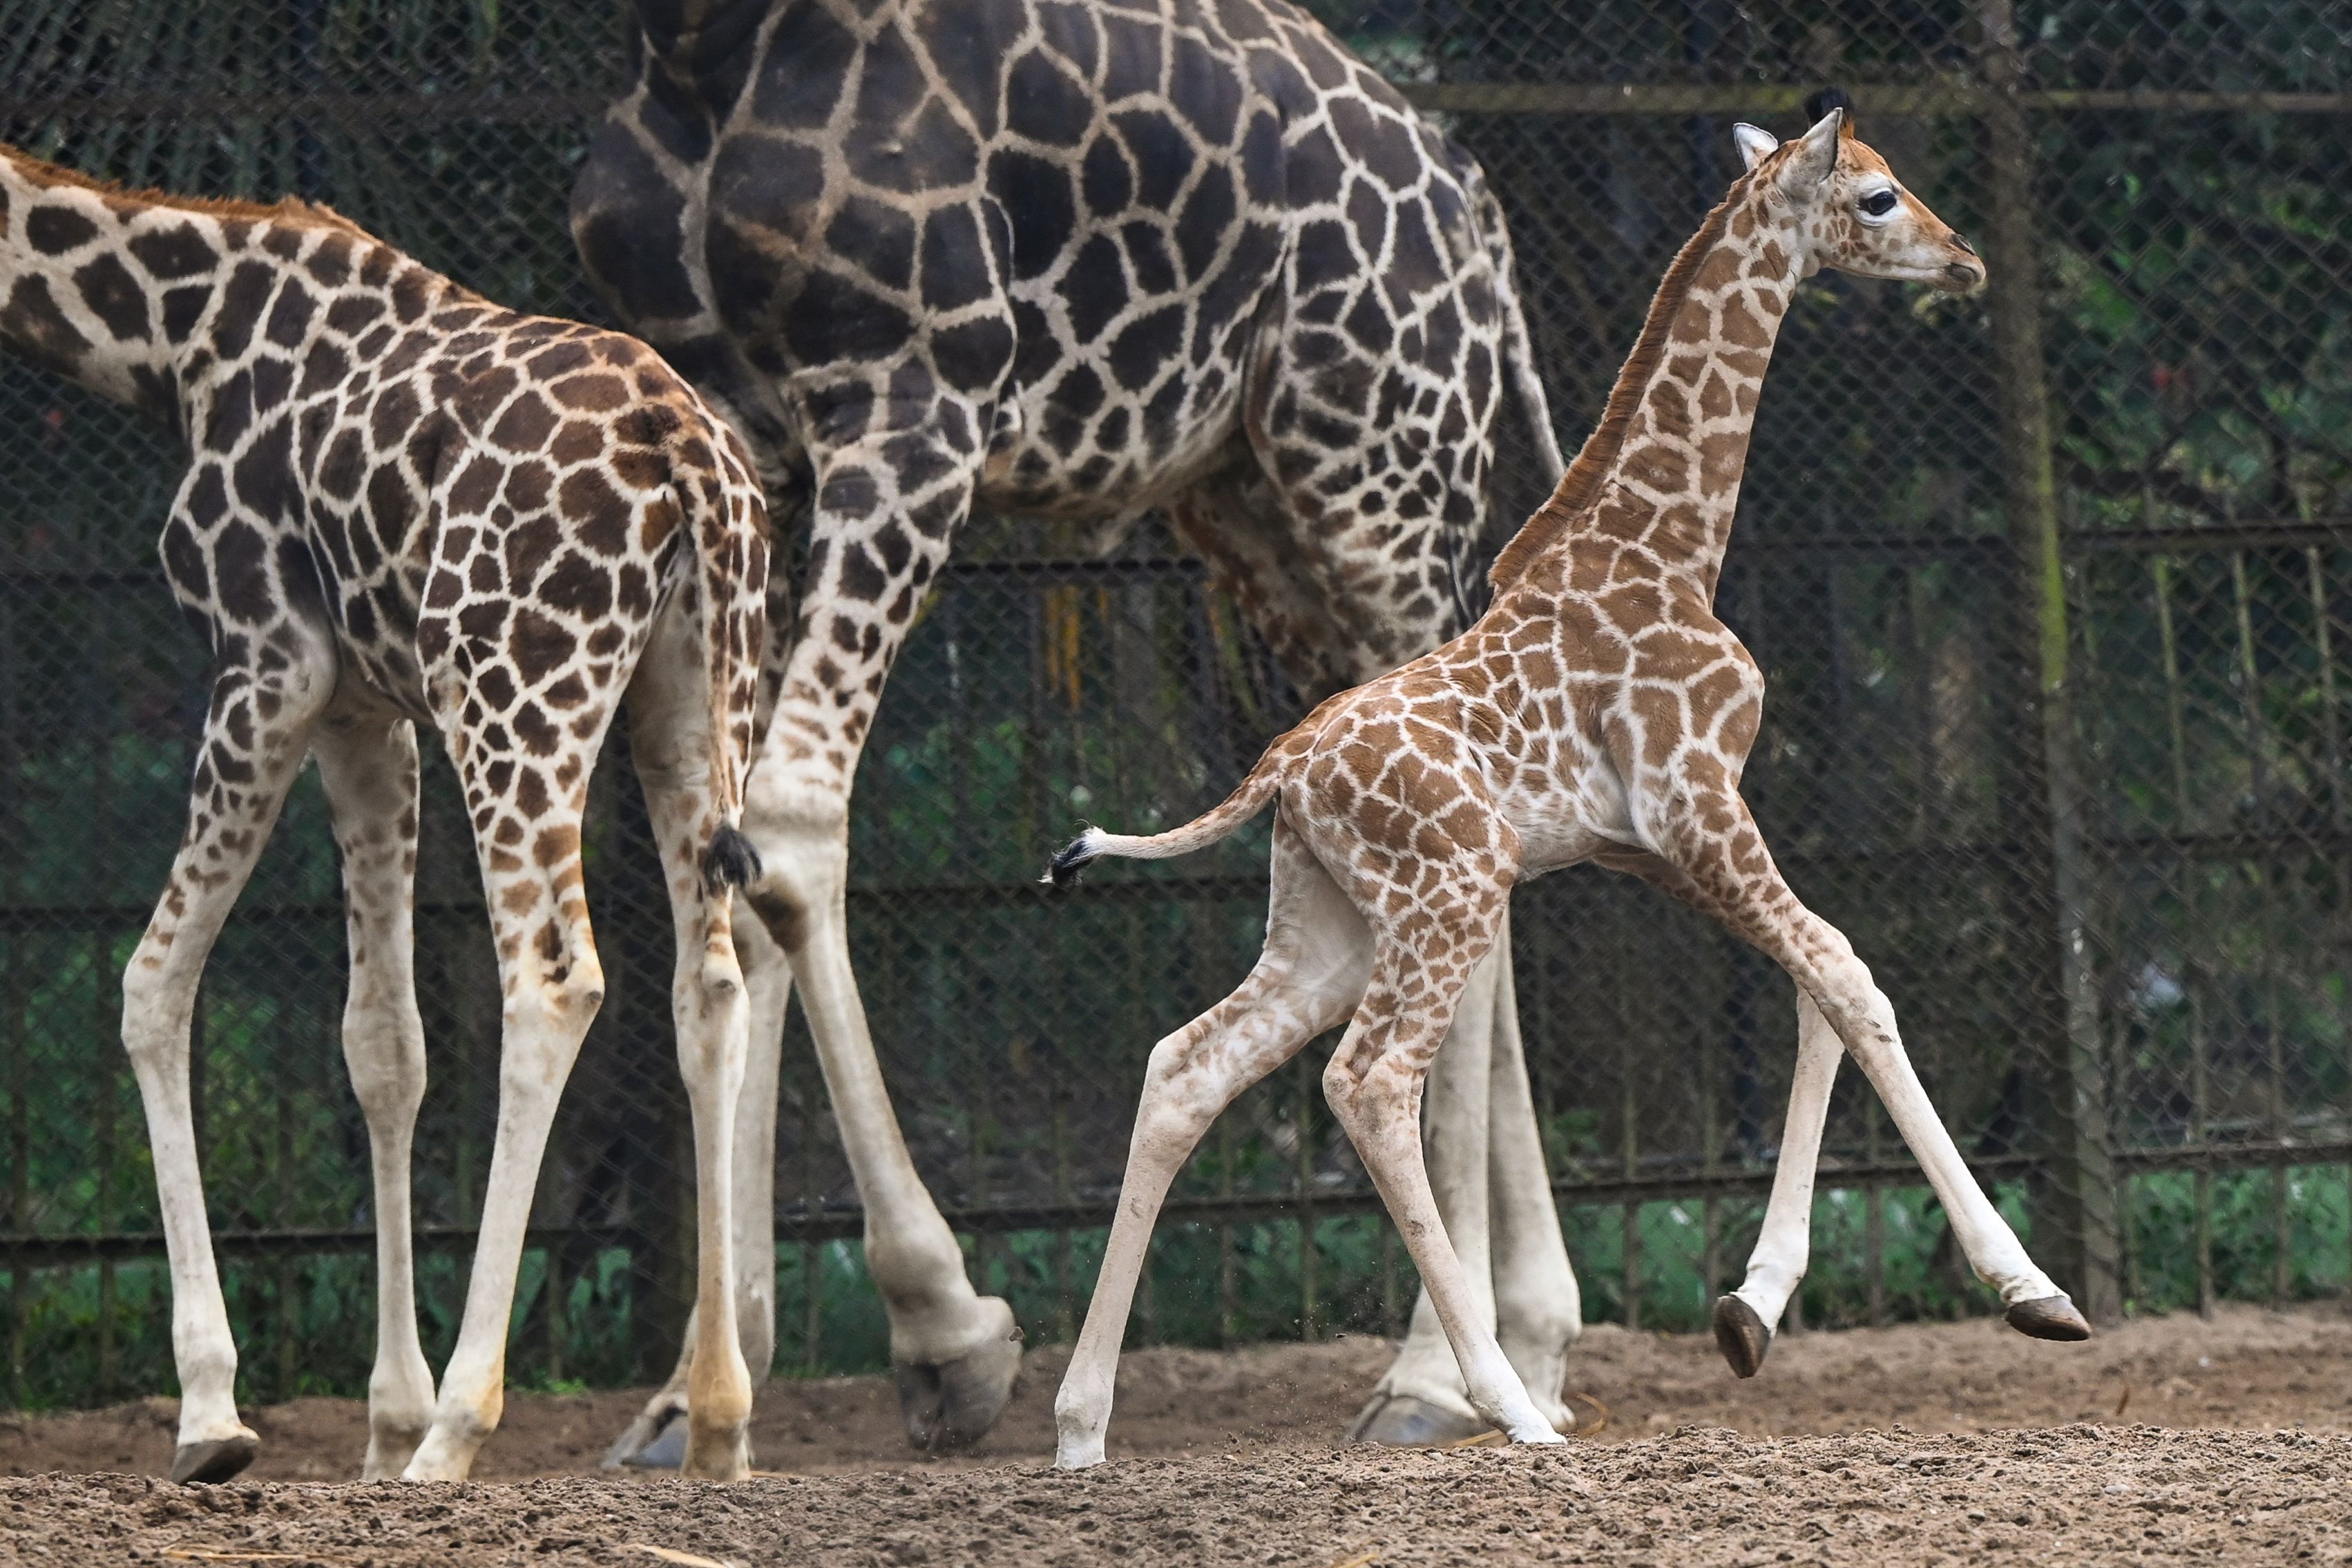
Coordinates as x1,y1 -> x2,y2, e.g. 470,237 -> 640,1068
1583,190 -> 1808,600
0,161 -> 218,425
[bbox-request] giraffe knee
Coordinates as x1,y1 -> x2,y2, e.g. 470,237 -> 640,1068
343,1011 -> 428,1127
502,959 -> 606,1071
120,950 -> 193,1067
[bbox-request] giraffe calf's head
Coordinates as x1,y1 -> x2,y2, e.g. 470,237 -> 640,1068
1731,90 -> 1985,295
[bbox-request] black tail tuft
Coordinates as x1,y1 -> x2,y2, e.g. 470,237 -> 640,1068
702,825 -> 764,894
1805,86 -> 1854,126
1045,834 -> 1097,890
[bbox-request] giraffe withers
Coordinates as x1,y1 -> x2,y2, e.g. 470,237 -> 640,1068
0,148 -> 774,1483
1046,98 -> 2092,1466
572,0 -> 1583,1459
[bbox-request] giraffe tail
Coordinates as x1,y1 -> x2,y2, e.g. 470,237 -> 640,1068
680,432 -> 772,897
1045,691 -> 1350,888
1044,768 -> 1279,889
1487,206 -> 1566,484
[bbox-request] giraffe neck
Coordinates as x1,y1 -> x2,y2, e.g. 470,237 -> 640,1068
0,155 -> 202,420
1492,181 -> 1805,604
0,150 -> 419,439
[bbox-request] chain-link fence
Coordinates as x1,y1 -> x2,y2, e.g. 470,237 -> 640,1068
3,0 -> 2349,1411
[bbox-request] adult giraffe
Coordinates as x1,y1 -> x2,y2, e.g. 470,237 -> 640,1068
572,0 -> 1583,1457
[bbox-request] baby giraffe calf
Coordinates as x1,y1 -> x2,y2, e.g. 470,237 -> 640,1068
1046,97 -> 2088,1466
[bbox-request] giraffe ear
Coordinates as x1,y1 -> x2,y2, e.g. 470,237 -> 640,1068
1780,106 -> 1843,191
1732,124 -> 1779,171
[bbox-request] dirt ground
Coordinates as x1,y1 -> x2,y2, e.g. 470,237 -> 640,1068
4,1302 -> 2349,1564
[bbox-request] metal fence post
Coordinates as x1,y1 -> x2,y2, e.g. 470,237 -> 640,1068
1979,0 -> 2122,1325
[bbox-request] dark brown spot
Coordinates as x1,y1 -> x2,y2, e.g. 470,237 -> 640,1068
551,372 -> 629,412
562,469 -> 629,554
25,204 -> 97,254
0,275 -> 90,375
128,223 -> 219,280
541,553 -> 613,618
490,392 -> 557,452
504,515 -> 562,591
508,608 -> 575,680
265,277 -> 316,347
73,253 -> 149,341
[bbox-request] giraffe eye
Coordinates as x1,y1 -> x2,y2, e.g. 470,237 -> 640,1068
1859,189 -> 1899,218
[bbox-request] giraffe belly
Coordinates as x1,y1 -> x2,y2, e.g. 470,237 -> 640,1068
1505,755 -> 1637,877
319,553 -> 435,722
975,366 -> 1250,524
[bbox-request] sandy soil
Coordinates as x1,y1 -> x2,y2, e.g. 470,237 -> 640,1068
3,1303 -> 2348,1564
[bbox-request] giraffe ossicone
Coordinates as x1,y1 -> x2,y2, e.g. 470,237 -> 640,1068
0,146 -> 774,1483
1048,97 -> 2084,1468
573,0 -> 1583,1457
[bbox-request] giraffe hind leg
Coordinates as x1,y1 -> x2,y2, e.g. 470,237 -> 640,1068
401,600 -> 627,1481
620,604 -> 760,1479
1322,925 -> 1562,1449
122,641 -> 335,1483
1056,818 -> 1372,1468
314,710 -> 437,1476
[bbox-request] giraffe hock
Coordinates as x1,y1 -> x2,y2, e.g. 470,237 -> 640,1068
701,825 -> 763,894
1711,1294 -> 1774,1378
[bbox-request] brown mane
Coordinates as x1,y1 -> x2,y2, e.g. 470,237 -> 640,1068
1,146 -> 374,240
1486,177 -> 1746,591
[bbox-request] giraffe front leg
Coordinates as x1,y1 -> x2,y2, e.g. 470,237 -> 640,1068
313,711 -> 437,1478
1597,847 -> 1835,1377
1349,940 -> 1499,1446
1658,787 -> 2091,1344
758,785 -> 1022,1449
732,406 -> 1021,1452
1483,937 -> 1583,1422
402,677 -> 615,1482
1325,934 -> 1560,1450
602,910 -> 790,1471
122,644 -> 334,1484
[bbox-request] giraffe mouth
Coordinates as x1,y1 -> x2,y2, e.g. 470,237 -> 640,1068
1938,258 -> 1987,294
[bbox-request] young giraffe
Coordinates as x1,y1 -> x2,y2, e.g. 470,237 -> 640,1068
0,149 -> 772,1483
572,0 -> 1584,1457
1047,102 -> 2092,1465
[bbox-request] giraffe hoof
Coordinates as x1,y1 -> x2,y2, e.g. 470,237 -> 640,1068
600,1402 -> 687,1469
1345,1393 -> 1487,1446
2005,1294 -> 2092,1342
618,1413 -> 691,1470
895,1327 -> 1022,1453
171,1433 -> 259,1485
1711,1295 -> 1773,1379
